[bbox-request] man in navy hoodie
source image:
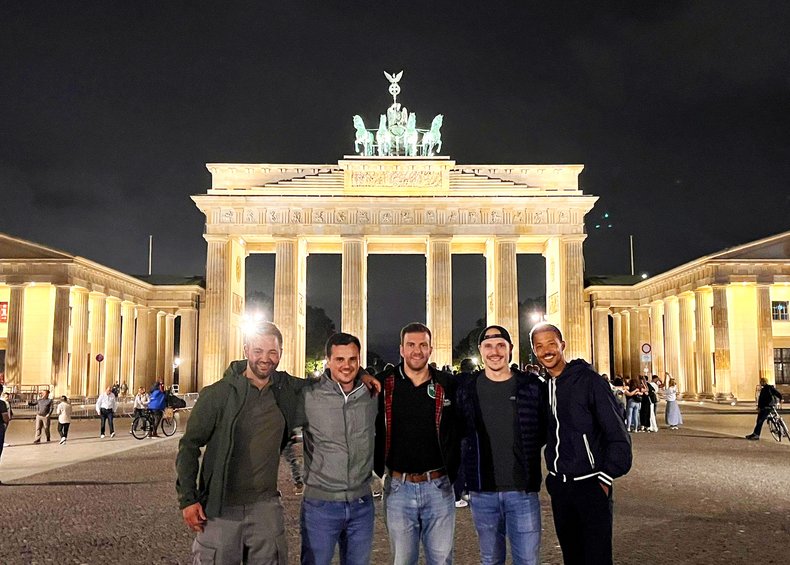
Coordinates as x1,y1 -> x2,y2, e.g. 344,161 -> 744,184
531,323 -> 631,565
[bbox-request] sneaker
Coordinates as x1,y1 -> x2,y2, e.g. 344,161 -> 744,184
745,434 -> 759,440
59,438 -> 66,444
110,432 -> 115,438
294,482 -> 304,496
33,440 -> 40,444
455,499 -> 469,508
100,434 -> 105,439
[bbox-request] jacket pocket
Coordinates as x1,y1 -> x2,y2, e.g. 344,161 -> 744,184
582,433 -> 595,469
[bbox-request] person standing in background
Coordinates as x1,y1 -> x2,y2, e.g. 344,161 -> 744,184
56,396 -> 72,444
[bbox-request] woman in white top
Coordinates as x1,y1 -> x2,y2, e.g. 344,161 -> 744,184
131,387 -> 149,435
664,377 -> 683,429
56,396 -> 72,444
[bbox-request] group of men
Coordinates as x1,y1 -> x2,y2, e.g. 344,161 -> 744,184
176,320 -> 633,565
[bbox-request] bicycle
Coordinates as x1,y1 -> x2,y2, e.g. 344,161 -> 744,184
131,408 -> 177,440
767,404 -> 790,442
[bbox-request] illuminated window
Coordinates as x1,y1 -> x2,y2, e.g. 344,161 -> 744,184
776,348 -> 790,385
772,301 -> 789,321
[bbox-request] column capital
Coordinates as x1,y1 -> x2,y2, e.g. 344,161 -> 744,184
204,234 -> 229,244
560,234 -> 587,243
106,295 -> 122,304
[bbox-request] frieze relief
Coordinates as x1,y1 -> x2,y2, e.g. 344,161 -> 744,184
351,170 -> 442,188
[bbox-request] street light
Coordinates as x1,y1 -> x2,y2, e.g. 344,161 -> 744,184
530,312 -> 542,323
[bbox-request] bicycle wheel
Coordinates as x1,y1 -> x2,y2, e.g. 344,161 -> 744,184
768,417 -> 782,442
161,415 -> 177,437
779,417 -> 790,441
131,415 -> 149,440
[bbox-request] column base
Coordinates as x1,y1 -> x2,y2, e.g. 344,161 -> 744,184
714,392 -> 736,404
697,392 -> 715,401
680,392 -> 698,401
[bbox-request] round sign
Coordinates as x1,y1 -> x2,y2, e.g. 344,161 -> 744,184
641,343 -> 651,354
95,353 -> 104,362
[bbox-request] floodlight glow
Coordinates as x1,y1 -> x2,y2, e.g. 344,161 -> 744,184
471,356 -> 478,365
530,312 -> 542,323
641,273 -> 648,279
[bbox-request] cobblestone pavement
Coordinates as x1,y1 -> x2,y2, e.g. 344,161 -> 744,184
0,409 -> 788,564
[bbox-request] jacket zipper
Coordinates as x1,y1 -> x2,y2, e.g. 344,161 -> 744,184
550,378 -> 560,472
582,433 -> 595,469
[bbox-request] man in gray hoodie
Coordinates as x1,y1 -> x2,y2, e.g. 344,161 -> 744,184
300,332 -> 378,565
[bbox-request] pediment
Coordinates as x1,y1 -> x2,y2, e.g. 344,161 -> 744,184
0,233 -> 74,260
713,231 -> 790,261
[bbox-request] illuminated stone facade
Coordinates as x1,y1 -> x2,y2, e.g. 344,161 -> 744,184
586,231 -> 790,400
193,157 -> 597,383
0,235 -> 204,396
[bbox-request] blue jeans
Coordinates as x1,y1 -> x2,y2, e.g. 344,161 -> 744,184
383,474 -> 455,565
300,495 -> 374,565
469,491 -> 541,565
626,400 -> 641,431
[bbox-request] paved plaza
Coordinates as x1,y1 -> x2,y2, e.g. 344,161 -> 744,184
0,404 -> 788,564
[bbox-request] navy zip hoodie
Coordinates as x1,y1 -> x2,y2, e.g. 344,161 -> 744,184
545,359 -> 632,487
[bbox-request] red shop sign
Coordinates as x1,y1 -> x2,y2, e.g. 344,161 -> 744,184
0,302 -> 8,323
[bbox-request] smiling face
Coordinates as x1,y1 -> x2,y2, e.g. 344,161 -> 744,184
478,329 -> 513,373
244,333 -> 282,381
400,331 -> 433,373
531,328 -> 567,377
326,343 -> 360,393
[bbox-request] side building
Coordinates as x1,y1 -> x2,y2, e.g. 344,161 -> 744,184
0,233 -> 204,398
586,230 -> 790,400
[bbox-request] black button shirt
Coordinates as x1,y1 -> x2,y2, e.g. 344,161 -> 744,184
386,367 -> 445,473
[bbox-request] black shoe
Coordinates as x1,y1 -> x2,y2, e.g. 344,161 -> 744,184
745,434 -> 759,440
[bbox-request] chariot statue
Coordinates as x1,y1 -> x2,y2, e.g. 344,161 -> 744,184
351,71 -> 446,157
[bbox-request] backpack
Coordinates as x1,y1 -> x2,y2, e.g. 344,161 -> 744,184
166,391 -> 187,409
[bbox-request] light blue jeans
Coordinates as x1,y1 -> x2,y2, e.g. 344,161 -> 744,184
384,474 -> 456,565
469,490 -> 541,565
300,495 -> 374,565
626,400 -> 641,431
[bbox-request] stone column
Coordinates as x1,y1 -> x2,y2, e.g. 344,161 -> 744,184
341,236 -> 368,365
177,307 -> 198,393
629,309 -> 641,378
427,237 -> 453,368
694,288 -> 714,399
621,310 -> 632,379
163,313 -> 176,385
591,307 -> 611,375
612,312 -> 623,377
104,297 -> 122,389
4,284 -> 26,387
637,307 -> 651,376
663,297 -> 680,386
649,301 -> 665,378
145,309 -> 158,380
485,237 -> 520,363
87,291 -> 107,396
202,235 -> 231,385
756,284 -> 775,384
50,285 -> 71,394
274,237 -> 308,375
156,311 -> 166,380
560,236 -> 587,361
69,288 -> 89,396
134,305 -> 151,386
678,292 -> 697,399
712,285 -> 734,401
120,301 -> 136,391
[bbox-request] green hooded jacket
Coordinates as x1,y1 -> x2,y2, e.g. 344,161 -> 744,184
175,360 -> 307,518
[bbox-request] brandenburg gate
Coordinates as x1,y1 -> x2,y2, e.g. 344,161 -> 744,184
192,73 -> 597,384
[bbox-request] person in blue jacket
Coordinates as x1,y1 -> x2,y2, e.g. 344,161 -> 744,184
147,381 -> 167,437
531,323 -> 632,565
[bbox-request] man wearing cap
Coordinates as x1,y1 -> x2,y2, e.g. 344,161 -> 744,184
531,322 -> 631,565
374,322 -> 459,565
456,325 -> 546,565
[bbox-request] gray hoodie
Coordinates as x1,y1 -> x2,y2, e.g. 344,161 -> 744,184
301,372 -> 378,501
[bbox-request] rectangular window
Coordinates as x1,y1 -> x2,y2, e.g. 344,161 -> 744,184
775,348 -> 790,385
772,301 -> 789,321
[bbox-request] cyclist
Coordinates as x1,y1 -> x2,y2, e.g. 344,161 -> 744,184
745,377 -> 783,440
130,387 -> 150,435
148,381 -> 167,437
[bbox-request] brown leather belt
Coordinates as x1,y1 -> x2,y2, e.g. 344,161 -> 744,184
390,469 -> 447,483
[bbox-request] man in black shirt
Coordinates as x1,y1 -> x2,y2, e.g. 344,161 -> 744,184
746,377 -> 783,440
456,325 -> 546,565
375,322 -> 459,565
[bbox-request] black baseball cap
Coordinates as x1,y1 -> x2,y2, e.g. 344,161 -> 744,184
478,325 -> 513,346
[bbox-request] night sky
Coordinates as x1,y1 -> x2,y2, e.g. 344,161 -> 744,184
2,2 -> 789,360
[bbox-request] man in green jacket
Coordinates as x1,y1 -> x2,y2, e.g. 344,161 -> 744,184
176,322 -> 304,564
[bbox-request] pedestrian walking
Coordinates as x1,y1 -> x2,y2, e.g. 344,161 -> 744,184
664,377 -> 683,429
532,322 -> 632,565
1,391 -> 12,448
33,389 -> 53,443
56,396 -> 72,444
745,377 -> 783,440
0,384 -> 10,484
96,387 -> 117,438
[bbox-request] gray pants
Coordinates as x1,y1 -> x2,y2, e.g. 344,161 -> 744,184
34,415 -> 50,442
192,497 -> 287,564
